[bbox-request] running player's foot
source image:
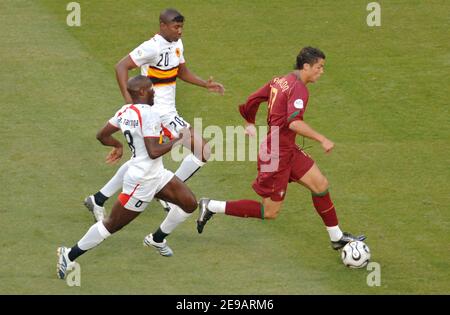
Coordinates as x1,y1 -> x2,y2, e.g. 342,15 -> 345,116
56,246 -> 75,279
143,234 -> 173,257
197,198 -> 214,234
157,199 -> 171,212
331,232 -> 367,250
84,195 -> 105,222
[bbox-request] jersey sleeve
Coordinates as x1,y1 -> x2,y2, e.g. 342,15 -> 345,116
179,40 -> 186,64
142,110 -> 162,138
129,40 -> 158,67
286,85 -> 307,124
108,105 -> 126,128
238,81 -> 271,124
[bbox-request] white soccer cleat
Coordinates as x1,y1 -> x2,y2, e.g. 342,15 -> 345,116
56,246 -> 75,279
143,234 -> 173,257
157,199 -> 172,212
197,198 -> 214,234
84,195 -> 106,222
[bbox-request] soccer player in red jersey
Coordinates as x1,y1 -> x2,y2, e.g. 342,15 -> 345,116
197,47 -> 366,250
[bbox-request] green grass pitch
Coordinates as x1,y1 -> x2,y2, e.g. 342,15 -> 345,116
0,0 -> 448,294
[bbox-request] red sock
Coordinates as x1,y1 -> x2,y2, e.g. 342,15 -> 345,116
225,200 -> 263,219
312,190 -> 339,227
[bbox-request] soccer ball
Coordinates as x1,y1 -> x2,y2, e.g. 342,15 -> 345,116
341,241 -> 371,268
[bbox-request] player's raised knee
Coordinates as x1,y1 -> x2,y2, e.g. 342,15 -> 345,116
313,176 -> 329,194
183,195 -> 198,213
264,207 -> 281,220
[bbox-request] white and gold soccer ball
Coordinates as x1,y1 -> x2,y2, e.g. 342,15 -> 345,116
341,241 -> 371,268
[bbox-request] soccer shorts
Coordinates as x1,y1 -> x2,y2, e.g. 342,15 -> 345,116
159,111 -> 191,139
252,147 -> 314,202
118,168 -> 175,212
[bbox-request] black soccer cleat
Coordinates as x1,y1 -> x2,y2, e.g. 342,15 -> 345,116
331,232 -> 366,250
197,198 -> 214,234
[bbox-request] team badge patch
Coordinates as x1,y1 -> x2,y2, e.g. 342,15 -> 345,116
294,99 -> 304,109
175,48 -> 181,57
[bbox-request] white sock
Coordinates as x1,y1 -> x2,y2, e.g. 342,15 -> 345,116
326,225 -> 343,242
159,205 -> 192,234
208,200 -> 226,213
99,161 -> 130,197
174,153 -> 205,182
77,221 -> 111,251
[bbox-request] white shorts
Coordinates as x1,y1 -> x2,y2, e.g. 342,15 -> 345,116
119,168 -> 174,212
160,111 -> 190,139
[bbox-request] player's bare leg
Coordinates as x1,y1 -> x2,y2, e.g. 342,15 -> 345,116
261,198 -> 283,219
57,200 -> 140,279
144,176 -> 197,256
297,163 -> 366,249
84,160 -> 130,221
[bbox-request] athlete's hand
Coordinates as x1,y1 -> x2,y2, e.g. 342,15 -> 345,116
174,128 -> 190,147
206,76 -> 225,95
106,146 -> 123,164
320,138 -> 334,153
244,123 -> 257,137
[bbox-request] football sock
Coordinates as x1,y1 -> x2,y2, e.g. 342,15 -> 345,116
159,205 -> 192,235
326,226 -> 344,242
152,227 -> 169,243
93,191 -> 108,207
77,221 -> 111,252
174,153 -> 205,182
225,200 -> 264,219
99,160 -> 130,197
208,200 -> 226,213
68,244 -> 86,261
312,189 -> 339,227
161,154 -> 205,211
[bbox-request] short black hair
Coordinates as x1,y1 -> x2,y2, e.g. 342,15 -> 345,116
160,8 -> 184,24
295,47 -> 325,69
127,75 -> 152,97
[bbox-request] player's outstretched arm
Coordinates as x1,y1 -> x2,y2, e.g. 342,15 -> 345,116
115,55 -> 138,104
289,120 -> 334,153
144,133 -> 184,159
96,122 -> 123,164
178,63 -> 224,95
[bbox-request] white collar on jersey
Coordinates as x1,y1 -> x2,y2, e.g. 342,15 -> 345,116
155,33 -> 179,44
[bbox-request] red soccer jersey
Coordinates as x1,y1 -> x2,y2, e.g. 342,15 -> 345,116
239,73 -> 309,161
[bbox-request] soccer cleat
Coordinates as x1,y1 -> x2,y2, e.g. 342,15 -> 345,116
196,198 -> 214,234
157,199 -> 171,212
84,195 -> 106,222
143,234 -> 173,257
331,232 -> 367,250
56,246 -> 75,279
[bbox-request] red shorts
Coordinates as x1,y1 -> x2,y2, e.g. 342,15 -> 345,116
252,147 -> 314,201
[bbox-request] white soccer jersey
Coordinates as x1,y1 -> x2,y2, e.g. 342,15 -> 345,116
109,104 -> 163,181
129,34 -> 185,115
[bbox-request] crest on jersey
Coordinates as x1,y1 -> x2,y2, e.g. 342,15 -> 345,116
294,99 -> 304,109
175,48 -> 181,58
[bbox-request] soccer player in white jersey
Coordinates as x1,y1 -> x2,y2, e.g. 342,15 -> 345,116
57,76 -> 198,279
84,8 -> 224,221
